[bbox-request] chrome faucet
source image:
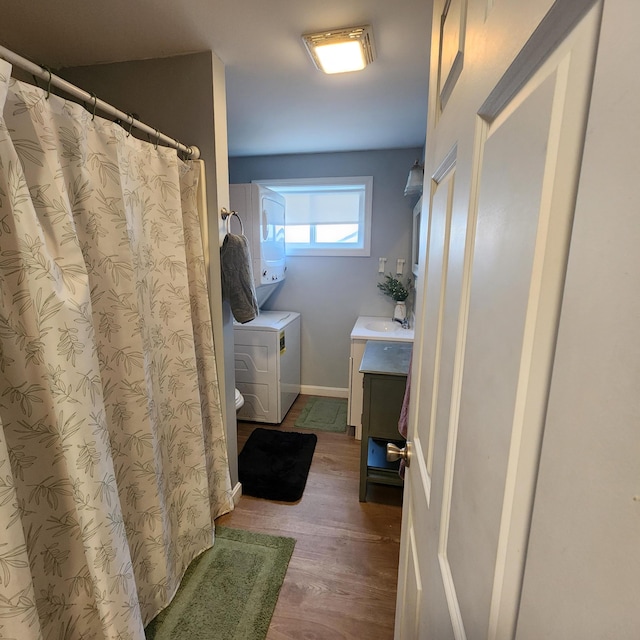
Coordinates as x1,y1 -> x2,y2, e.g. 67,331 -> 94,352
393,316 -> 409,329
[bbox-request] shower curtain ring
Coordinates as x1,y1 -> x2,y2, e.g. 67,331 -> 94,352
90,92 -> 98,121
174,138 -> 183,159
155,129 -> 160,149
127,113 -> 134,137
41,65 -> 52,99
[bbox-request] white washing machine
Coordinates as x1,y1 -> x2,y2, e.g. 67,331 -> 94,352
233,311 -> 301,424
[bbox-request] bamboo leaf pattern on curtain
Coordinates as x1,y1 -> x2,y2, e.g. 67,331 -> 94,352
0,59 -> 233,640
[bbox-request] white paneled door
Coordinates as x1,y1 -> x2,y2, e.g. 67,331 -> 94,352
394,0 -> 640,638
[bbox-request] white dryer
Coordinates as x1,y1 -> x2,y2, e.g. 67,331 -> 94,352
229,183 -> 286,308
233,311 -> 301,424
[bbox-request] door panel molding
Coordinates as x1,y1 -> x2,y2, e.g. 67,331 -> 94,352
438,553 -> 467,639
438,0 -> 468,110
433,144 -> 458,183
436,119 -> 486,640
403,525 -> 423,640
478,0 -> 601,122
425,157 -> 456,487
445,64 -> 556,636
486,7 -> 601,637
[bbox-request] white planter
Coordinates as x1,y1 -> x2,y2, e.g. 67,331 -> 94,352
393,301 -> 407,323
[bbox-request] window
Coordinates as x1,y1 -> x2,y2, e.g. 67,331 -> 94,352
256,177 -> 373,256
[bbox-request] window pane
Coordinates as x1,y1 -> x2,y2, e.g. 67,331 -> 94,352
315,224 -> 359,244
256,177 -> 372,257
284,224 -> 310,243
284,191 -> 363,225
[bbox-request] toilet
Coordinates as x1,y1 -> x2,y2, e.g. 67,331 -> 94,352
234,388 -> 244,412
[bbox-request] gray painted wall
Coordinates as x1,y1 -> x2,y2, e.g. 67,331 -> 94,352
230,147 -> 421,390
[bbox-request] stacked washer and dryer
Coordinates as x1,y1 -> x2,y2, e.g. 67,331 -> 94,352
229,184 -> 301,424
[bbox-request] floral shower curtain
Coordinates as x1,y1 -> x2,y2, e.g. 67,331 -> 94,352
0,59 -> 233,639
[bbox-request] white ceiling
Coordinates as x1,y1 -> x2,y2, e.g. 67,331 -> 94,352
0,0 -> 431,157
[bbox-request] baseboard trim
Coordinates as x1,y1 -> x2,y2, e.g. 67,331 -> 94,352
231,482 -> 242,506
300,385 -> 349,398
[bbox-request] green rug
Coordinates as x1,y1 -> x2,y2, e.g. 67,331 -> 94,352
145,527 -> 295,640
294,396 -> 348,433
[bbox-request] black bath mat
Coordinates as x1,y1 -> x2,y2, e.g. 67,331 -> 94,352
238,428 -> 317,502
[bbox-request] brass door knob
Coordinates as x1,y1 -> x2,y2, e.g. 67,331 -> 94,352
387,442 -> 411,467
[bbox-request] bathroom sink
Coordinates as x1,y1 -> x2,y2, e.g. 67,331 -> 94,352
352,316 -> 414,343
365,320 -> 399,332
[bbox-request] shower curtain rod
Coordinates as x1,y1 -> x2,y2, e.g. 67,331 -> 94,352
0,44 -> 200,160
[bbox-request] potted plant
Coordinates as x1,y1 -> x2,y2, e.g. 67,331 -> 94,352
377,273 -> 411,324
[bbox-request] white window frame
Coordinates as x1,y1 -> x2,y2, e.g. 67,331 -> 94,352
255,176 -> 373,257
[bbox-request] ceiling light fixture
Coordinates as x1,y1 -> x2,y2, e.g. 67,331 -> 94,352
302,25 -> 376,74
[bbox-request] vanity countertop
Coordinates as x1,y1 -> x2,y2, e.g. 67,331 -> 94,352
350,316 -> 414,342
359,340 -> 413,376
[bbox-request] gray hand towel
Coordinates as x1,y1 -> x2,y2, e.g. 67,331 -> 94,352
220,233 -> 259,323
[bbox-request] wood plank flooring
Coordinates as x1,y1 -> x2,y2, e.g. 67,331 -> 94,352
215,394 -> 403,640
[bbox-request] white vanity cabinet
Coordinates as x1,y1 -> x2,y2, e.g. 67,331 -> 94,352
348,338 -> 368,440
348,316 -> 414,440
